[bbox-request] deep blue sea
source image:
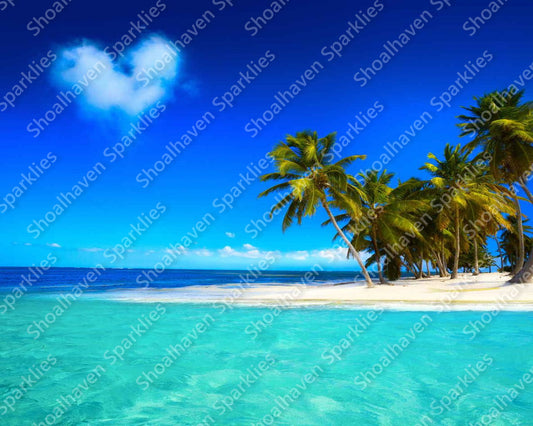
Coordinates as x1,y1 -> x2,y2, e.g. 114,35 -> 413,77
1,267 -> 532,425
0,267 -> 364,293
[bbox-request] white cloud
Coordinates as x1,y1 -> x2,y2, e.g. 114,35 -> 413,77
47,243 -> 61,248
218,245 -> 279,259
53,35 -> 179,115
285,250 -> 309,261
312,247 -> 347,261
219,246 -> 238,257
81,247 -> 103,252
192,249 -> 213,257
225,232 -> 235,238
165,247 -> 189,256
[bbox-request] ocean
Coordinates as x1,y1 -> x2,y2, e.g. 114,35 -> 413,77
1,267 -> 532,425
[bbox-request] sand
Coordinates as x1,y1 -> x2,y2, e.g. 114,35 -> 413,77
94,272 -> 533,311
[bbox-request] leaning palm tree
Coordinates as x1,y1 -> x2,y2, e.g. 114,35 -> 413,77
458,89 -> 533,277
421,144 -> 511,279
501,217 -> 533,271
327,171 -> 426,284
258,130 -> 374,287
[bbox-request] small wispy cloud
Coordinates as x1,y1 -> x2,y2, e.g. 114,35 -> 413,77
219,244 -> 280,259
53,35 -> 179,115
225,232 -> 235,238
81,247 -> 104,252
312,247 -> 347,261
192,249 -> 213,257
285,250 -> 309,261
47,243 -> 61,248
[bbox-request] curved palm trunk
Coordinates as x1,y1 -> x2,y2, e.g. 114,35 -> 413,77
321,200 -> 374,287
412,260 -> 423,279
510,181 -> 533,283
440,240 -> 450,277
436,260 -> 444,277
438,255 -> 448,277
511,193 -> 525,275
494,235 -> 504,271
370,228 -> 386,284
418,260 -> 424,278
404,251 -> 420,279
403,260 -> 416,277
451,206 -> 461,279
473,237 -> 480,276
510,254 -> 533,283
518,180 -> 533,204
430,250 -> 443,277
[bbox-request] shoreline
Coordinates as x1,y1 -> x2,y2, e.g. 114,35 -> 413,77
82,272 -> 533,311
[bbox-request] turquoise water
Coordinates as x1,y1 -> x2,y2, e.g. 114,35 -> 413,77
1,296 -> 533,425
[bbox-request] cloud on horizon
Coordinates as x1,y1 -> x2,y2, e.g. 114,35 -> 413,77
52,35 -> 179,115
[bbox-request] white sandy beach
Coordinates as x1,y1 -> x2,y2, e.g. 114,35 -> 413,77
98,272 -> 533,310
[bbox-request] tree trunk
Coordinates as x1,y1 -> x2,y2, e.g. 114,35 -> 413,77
451,206 -> 460,279
440,241 -> 449,277
518,179 -> 533,204
439,254 -> 449,277
509,254 -> 533,283
512,193 -> 525,275
426,261 -> 431,278
437,260 -> 445,277
413,261 -> 422,279
431,250 -> 444,277
321,199 -> 374,287
509,181 -> 533,283
403,260 -> 416,277
404,251 -> 417,277
473,237 -> 480,276
494,235 -> 504,271
371,228 -> 386,284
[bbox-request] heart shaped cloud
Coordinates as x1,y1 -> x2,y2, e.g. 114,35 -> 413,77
53,35 -> 179,116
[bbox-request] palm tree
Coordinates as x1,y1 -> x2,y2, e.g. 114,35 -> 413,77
464,200 -> 513,275
420,144 -> 511,279
501,217 -> 533,271
330,171 -> 426,284
458,89 -> 533,277
258,130 -> 375,287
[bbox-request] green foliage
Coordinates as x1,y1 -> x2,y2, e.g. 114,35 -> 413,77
257,89 -> 533,283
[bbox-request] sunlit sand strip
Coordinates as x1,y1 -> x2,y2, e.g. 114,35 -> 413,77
86,273 -> 533,311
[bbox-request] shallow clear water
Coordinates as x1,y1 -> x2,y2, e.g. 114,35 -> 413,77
1,294 -> 533,425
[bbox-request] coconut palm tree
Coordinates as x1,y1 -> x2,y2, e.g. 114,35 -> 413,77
258,130 -> 375,287
420,144 -> 511,279
463,199 -> 513,275
458,89 -> 533,277
419,206 -> 453,277
325,172 -> 427,284
501,217 -> 533,271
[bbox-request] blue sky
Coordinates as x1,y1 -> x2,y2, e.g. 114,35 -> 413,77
1,0 -> 532,269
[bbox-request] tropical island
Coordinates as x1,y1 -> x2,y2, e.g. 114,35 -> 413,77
106,89 -> 533,309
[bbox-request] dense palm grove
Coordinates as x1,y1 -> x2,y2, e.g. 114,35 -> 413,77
259,89 -> 533,287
